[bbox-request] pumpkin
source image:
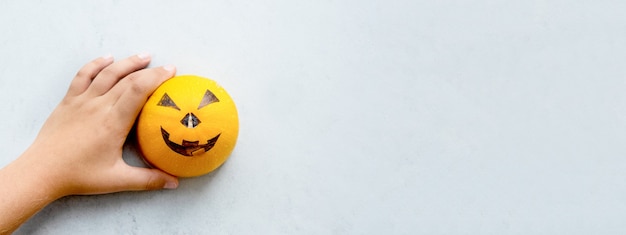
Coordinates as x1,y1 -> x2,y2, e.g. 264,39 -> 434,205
136,75 -> 239,177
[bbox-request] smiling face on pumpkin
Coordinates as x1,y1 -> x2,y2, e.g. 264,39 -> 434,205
158,89 -> 221,156
136,75 -> 239,177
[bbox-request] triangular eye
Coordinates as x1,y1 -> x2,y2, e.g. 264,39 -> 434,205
157,93 -> 180,110
198,89 -> 220,109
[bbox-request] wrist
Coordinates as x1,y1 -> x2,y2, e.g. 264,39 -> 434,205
0,148 -> 66,232
14,147 -> 70,200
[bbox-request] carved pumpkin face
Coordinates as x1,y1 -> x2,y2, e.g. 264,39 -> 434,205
136,75 -> 239,177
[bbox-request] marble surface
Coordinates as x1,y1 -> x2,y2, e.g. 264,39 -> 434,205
1,0 -> 625,234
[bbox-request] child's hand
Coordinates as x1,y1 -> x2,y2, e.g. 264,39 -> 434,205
0,54 -> 178,232
33,54 -> 180,196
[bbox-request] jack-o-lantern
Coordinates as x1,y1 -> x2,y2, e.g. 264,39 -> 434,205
136,75 -> 238,177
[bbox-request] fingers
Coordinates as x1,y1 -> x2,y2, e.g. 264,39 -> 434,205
67,55 -> 114,97
110,65 -> 176,128
119,165 -> 179,191
85,53 -> 152,96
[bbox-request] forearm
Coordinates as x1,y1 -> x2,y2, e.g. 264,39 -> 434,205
0,150 -> 63,234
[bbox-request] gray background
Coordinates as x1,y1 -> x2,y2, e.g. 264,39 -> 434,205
0,0 -> 625,234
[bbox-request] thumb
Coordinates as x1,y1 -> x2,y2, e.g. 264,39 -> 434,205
121,166 -> 179,191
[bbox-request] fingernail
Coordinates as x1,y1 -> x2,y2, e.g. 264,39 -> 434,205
137,53 -> 151,60
162,64 -> 176,72
164,181 -> 178,189
101,54 -> 113,61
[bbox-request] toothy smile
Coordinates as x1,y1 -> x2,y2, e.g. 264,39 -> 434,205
160,127 -> 220,156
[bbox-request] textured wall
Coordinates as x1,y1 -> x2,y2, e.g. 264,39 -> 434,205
0,0 -> 625,234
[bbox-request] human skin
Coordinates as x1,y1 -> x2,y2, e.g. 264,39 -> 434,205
0,54 -> 179,234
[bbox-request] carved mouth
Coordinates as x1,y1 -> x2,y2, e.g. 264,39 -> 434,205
160,127 -> 220,157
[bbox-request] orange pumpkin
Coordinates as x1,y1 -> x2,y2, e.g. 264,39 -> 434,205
136,75 -> 239,177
